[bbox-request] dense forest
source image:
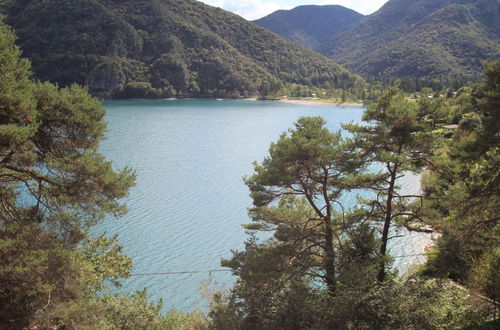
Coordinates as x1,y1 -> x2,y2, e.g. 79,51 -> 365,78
253,5 -> 363,50
1,15 -> 499,328
0,0 -> 364,99
3,0 -> 495,99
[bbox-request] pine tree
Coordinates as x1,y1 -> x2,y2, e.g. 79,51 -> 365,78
344,88 -> 431,281
0,20 -> 135,328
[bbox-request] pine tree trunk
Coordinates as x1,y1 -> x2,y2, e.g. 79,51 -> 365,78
378,165 -> 398,282
324,217 -> 337,293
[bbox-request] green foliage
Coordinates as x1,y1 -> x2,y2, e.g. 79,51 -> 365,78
116,81 -> 172,99
212,260 -> 483,329
421,61 -> 499,304
74,234 -> 133,295
0,223 -> 79,327
2,3 -> 498,325
0,20 -> 212,328
343,87 -> 434,281
0,0 -> 364,98
468,247 -> 500,302
0,18 -> 139,328
93,290 -> 170,329
323,277 -> 484,330
0,19 -> 36,149
47,289 -> 207,329
163,310 -> 208,330
242,117 -> 371,292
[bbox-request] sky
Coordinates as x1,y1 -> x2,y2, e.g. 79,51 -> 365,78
198,0 -> 389,20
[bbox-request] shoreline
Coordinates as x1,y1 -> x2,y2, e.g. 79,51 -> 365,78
103,97 -> 366,108
276,99 -> 366,107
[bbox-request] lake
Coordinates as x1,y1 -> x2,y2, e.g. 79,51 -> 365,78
98,99 -> 431,311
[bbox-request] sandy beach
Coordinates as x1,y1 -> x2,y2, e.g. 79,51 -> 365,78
277,99 -> 366,107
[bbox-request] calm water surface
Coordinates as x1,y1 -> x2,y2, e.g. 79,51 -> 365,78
98,99 -> 430,311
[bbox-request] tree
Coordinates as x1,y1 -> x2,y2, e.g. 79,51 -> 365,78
240,117 -> 366,293
0,20 -> 135,328
344,88 -> 431,282
422,62 -> 500,303
212,117 -> 483,330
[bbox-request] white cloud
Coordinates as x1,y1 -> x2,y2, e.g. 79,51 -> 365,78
314,0 -> 353,9
200,0 -> 388,19
311,0 -> 387,15
201,0 -> 284,20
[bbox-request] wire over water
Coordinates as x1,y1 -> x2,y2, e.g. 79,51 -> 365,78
129,253 -> 427,276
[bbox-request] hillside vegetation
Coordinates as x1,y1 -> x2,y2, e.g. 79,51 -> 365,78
319,0 -> 500,80
253,5 -> 363,50
0,0 -> 362,98
1,13 -> 499,327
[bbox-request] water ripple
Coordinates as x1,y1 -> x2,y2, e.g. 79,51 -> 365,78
97,100 -> 430,311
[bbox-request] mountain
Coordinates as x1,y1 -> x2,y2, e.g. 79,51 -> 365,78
253,5 -> 363,50
318,0 -> 500,80
0,0 -> 362,98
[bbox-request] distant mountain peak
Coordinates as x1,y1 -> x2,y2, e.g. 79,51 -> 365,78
318,0 -> 500,80
253,0 -> 499,81
254,5 -> 364,50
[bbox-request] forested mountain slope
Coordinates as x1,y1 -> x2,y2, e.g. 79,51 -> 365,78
318,0 -> 500,80
253,5 -> 363,50
0,0 -> 362,98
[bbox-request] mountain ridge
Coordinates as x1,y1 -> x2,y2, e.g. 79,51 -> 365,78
254,0 -> 499,81
318,0 -> 500,80
0,0 -> 363,98
253,5 -> 363,50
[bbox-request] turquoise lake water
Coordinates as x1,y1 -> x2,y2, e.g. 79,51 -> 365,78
98,99 -> 431,311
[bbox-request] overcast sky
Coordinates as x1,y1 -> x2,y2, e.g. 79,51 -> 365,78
198,0 -> 389,20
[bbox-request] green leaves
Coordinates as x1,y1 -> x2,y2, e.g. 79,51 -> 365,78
34,82 -> 106,153
246,116 -> 356,208
74,234 -> 132,295
233,115 -> 386,308
0,19 -> 136,327
421,62 -> 499,305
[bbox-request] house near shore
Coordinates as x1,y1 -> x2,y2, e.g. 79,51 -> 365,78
442,124 -> 459,131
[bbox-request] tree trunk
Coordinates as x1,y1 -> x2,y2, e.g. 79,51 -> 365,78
324,216 -> 337,293
378,165 -> 397,282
